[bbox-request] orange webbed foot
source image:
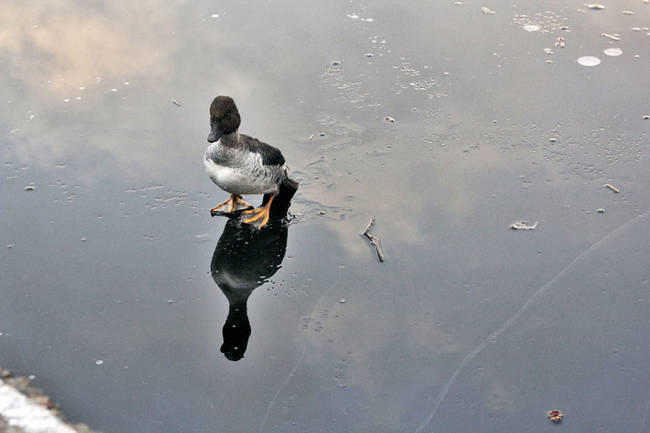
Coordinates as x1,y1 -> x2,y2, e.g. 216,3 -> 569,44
211,194 -> 253,216
242,195 -> 276,228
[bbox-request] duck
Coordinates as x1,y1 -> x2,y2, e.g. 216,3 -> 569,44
204,96 -> 296,227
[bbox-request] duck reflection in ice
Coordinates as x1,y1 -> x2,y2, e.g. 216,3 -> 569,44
210,181 -> 297,361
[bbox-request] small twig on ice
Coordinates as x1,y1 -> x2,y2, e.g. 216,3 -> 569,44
362,218 -> 384,262
363,218 -> 374,235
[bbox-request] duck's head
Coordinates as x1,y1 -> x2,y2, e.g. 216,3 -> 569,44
208,95 -> 241,143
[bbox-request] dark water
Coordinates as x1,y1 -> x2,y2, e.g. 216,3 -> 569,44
1,1 -> 649,432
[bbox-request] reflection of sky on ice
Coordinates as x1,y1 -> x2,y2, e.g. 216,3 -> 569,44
1,1 -> 649,432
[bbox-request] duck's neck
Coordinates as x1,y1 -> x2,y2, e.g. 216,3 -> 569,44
220,131 -> 240,146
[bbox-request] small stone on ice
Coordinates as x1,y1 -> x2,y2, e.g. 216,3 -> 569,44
331,60 -> 341,66
549,137 -> 557,142
547,410 -> 564,423
597,208 -> 605,213
510,221 -> 539,230
339,298 -> 347,304
587,4 -> 605,10
167,299 -> 174,304
95,360 -> 104,366
24,185 -> 35,191
171,99 -> 182,107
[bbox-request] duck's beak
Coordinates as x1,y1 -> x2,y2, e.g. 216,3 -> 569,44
208,122 -> 223,143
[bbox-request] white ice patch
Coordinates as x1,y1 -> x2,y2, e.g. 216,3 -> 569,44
603,47 -> 622,56
0,380 -> 77,433
523,24 -> 540,32
577,56 -> 601,66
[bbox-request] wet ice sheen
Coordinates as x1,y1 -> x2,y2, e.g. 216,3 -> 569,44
2,1 -> 650,433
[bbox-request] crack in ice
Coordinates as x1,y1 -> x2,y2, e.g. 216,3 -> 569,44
415,211 -> 648,433
258,271 -> 343,433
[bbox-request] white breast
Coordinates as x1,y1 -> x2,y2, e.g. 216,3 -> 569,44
204,158 -> 278,195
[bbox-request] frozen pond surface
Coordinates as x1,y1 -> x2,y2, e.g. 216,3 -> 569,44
1,1 -> 649,432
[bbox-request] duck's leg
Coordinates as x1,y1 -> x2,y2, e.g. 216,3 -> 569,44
211,194 -> 253,216
228,194 -> 254,213
211,195 -> 234,214
242,194 -> 276,228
